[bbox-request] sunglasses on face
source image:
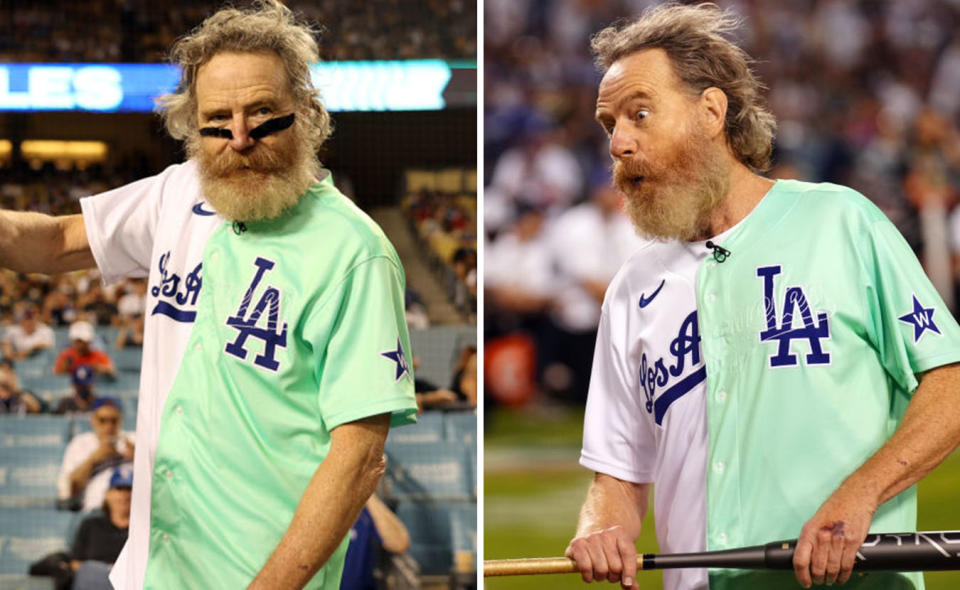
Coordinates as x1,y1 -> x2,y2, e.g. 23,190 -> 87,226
95,416 -> 120,425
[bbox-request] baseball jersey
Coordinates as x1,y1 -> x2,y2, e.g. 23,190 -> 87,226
582,179 -> 960,590
81,163 -> 417,589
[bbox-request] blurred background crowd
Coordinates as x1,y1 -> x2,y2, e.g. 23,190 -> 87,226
484,0 -> 960,410
0,0 -> 477,62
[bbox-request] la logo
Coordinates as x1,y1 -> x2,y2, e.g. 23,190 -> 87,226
225,257 -> 288,372
756,265 -> 830,368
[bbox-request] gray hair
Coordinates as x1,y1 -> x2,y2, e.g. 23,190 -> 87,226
156,0 -> 331,150
592,3 -> 776,172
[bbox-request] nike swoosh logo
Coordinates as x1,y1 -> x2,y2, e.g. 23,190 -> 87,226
192,202 -> 216,216
639,279 -> 666,309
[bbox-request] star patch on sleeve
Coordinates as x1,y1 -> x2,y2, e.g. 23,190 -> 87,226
898,294 -> 942,343
380,337 -> 410,382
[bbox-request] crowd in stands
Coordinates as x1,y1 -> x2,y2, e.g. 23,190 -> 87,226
0,0 -> 476,63
401,169 -> 478,319
485,0 -> 960,406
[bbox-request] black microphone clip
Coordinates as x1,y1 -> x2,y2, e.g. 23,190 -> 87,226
705,240 -> 731,263
232,221 -> 247,235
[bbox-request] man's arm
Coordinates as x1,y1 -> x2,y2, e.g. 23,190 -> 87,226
0,212 -> 95,274
248,413 -> 391,590
365,494 -> 410,554
565,473 -> 650,590
794,362 -> 960,588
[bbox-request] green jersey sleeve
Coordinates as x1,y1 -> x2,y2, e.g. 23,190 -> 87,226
307,255 -> 418,430
862,217 -> 960,392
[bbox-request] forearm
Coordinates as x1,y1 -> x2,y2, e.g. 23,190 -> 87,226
249,414 -> 390,590
839,363 -> 960,507
0,211 -> 94,274
69,455 -> 98,495
365,495 -> 410,554
575,473 -> 649,540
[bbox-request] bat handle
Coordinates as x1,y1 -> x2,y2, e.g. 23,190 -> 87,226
483,555 -> 647,576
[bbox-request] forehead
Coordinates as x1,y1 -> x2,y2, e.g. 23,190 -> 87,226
195,51 -> 291,107
94,405 -> 120,417
597,48 -> 685,105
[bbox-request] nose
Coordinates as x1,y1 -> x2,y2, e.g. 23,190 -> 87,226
609,122 -> 638,160
228,114 -> 255,151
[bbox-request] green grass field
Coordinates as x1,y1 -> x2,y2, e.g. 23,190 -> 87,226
484,406 -> 960,589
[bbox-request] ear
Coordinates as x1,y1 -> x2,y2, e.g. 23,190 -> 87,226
700,87 -> 728,139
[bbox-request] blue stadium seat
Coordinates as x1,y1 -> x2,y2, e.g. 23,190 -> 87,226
11,352 -> 55,383
396,500 -> 475,576
0,574 -> 56,589
0,508 -> 74,574
383,440 -> 471,502
0,416 -> 71,449
18,375 -> 70,399
0,446 -> 63,508
386,413 -> 444,446
113,347 -> 143,373
443,411 -> 476,444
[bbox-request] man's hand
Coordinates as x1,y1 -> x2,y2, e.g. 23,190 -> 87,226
90,437 -> 120,463
565,525 -> 639,589
793,484 -> 877,587
120,435 -> 135,460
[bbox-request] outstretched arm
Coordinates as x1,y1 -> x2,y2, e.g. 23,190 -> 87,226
794,362 -> 960,587
565,473 -> 651,590
0,212 -> 95,274
248,413 -> 391,590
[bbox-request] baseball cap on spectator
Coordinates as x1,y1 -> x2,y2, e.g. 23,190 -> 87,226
109,465 -> 133,489
91,396 -> 122,412
71,365 -> 96,387
68,321 -> 95,343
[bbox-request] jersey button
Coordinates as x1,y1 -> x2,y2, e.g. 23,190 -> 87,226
163,533 -> 170,543
175,406 -> 183,416
212,252 -> 220,262
708,293 -> 716,302
714,461 -> 725,473
194,343 -> 202,352
165,469 -> 173,480
718,532 -> 727,545
716,391 -> 727,402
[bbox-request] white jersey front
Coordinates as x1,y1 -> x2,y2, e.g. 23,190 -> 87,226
580,224 -> 739,590
80,160 -> 222,590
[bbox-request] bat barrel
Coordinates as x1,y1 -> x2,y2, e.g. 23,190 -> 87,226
483,557 -> 581,576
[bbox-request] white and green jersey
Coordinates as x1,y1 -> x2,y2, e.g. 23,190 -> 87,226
581,179 -> 960,590
82,165 -> 417,589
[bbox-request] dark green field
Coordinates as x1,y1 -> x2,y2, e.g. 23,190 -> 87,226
484,407 -> 960,590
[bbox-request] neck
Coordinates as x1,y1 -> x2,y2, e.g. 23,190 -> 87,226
699,163 -> 775,240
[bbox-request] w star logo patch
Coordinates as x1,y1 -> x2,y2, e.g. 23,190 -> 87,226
898,295 -> 941,343
381,338 -> 410,382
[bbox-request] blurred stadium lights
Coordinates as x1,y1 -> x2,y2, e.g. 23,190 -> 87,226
20,140 -> 108,168
0,60 -> 473,113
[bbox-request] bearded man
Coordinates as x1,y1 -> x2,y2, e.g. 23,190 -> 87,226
565,4 -> 960,590
0,2 -> 417,589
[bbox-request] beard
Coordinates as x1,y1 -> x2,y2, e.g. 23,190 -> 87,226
188,120 -> 319,223
614,124 -> 731,242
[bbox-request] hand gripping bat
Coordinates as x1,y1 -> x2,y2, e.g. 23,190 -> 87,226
484,531 -> 960,576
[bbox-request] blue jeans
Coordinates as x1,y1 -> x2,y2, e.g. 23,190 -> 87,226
72,560 -> 112,590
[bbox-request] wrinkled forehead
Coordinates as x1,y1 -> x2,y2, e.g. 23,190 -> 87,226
195,51 -> 294,107
597,48 -> 687,105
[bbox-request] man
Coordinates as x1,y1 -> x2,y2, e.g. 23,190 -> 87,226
0,2 -> 417,588
1,304 -> 55,360
70,465 -> 133,590
565,4 -> 960,590
52,320 -> 116,379
54,365 -> 99,414
57,397 -> 134,512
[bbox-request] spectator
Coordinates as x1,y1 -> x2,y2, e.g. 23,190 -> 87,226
1,304 -> 56,360
340,494 -> 410,590
0,357 -> 42,414
57,398 -> 134,512
413,356 -> 459,412
450,345 -> 477,406
53,321 -> 116,379
54,366 -> 98,415
69,466 -> 132,590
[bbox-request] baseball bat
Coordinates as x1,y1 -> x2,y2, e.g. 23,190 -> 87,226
483,530 -> 960,576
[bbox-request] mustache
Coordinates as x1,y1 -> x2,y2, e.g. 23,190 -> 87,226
205,145 -> 285,177
612,159 -> 652,187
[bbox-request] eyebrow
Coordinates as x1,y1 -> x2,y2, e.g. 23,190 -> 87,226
199,98 -> 280,121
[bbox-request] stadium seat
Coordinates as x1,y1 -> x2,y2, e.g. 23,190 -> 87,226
395,500 -> 474,576
0,508 -> 73,575
383,440 -> 472,502
0,416 -> 70,508
113,347 -> 143,373
386,413 -> 444,446
18,375 -> 71,400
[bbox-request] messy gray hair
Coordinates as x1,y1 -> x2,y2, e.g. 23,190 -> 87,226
591,3 -> 776,172
156,0 -> 332,150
